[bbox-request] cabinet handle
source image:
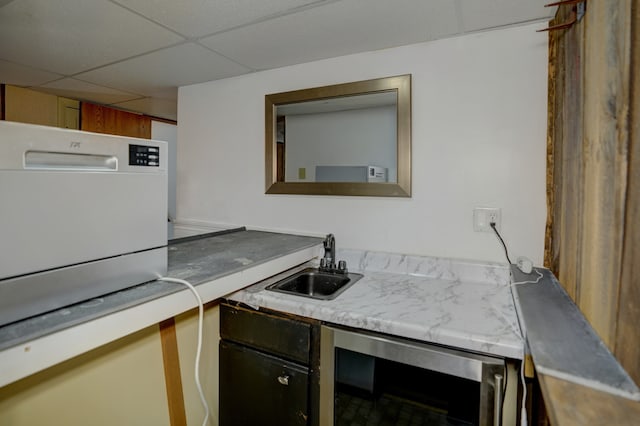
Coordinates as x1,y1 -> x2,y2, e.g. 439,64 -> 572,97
277,375 -> 289,386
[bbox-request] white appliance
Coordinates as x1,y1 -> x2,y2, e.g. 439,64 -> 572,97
315,165 -> 388,182
0,121 -> 168,326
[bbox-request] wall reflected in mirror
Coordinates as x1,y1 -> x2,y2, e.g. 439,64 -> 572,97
265,75 -> 411,197
277,92 -> 397,184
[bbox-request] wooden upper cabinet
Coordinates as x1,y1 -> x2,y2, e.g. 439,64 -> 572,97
81,102 -> 151,139
4,85 -> 58,127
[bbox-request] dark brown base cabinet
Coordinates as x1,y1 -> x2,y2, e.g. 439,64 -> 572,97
219,341 -> 309,425
219,302 -> 519,426
219,303 -> 321,426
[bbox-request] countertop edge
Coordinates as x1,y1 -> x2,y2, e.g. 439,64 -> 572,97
511,266 -> 640,401
0,244 -> 321,388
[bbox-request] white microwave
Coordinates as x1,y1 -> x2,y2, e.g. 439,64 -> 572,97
0,121 -> 167,326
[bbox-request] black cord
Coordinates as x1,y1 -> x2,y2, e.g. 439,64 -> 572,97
490,222 -> 512,265
501,360 -> 508,417
489,223 -> 524,424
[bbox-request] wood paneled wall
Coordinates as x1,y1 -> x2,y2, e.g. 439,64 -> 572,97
546,0 -> 640,383
81,102 -> 151,139
616,0 -> 640,386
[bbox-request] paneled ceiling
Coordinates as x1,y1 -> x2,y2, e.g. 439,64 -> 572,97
0,0 -> 555,121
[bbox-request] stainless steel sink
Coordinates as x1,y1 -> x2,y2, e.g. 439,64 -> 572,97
266,267 -> 363,300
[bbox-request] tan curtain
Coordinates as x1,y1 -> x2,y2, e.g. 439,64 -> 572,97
545,0 -> 640,382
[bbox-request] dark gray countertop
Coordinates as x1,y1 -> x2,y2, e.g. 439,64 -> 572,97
0,229 -> 323,352
512,266 -> 640,400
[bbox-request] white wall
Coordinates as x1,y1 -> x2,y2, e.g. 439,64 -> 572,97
177,22 -> 548,265
151,121 -> 178,239
285,106 -> 396,182
152,121 -> 177,220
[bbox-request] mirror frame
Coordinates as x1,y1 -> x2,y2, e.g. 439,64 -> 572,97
265,74 -> 411,197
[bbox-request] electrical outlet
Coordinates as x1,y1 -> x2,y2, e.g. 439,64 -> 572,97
473,207 -> 501,233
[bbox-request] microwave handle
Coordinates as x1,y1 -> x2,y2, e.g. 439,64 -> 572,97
493,373 -> 504,426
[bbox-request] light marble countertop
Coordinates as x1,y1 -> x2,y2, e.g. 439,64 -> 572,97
228,249 -> 525,360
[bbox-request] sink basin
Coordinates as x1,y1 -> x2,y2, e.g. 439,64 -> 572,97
266,268 -> 363,300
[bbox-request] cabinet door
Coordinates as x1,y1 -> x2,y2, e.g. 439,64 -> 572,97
4,85 -> 57,126
80,102 -> 151,138
221,303 -> 311,364
220,340 -> 309,426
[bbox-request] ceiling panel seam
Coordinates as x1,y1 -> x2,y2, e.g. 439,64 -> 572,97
68,41 -> 192,78
187,0 -> 342,40
107,0 -> 190,40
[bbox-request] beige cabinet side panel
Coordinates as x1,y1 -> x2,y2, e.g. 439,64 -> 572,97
58,97 -> 80,129
175,303 -> 220,426
0,325 -> 170,426
5,85 -> 58,126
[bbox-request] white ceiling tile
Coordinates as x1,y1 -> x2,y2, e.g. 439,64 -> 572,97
200,0 -> 459,70
0,0 -> 184,75
0,59 -> 63,86
0,0 -> 551,119
457,0 -> 554,33
143,87 -> 178,101
112,97 -> 177,121
75,43 -> 251,96
36,78 -> 142,105
113,0 -> 326,38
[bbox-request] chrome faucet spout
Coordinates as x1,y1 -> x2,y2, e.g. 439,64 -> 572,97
323,234 -> 336,267
321,234 -> 349,274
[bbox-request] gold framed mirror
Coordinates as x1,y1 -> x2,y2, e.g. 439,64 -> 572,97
265,74 -> 411,197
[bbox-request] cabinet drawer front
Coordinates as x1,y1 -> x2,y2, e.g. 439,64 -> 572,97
220,341 -> 309,426
221,304 -> 311,364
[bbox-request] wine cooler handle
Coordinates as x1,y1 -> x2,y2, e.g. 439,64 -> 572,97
494,373 -> 504,426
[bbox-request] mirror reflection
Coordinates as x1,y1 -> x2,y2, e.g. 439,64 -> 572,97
265,75 -> 411,197
278,92 -> 397,184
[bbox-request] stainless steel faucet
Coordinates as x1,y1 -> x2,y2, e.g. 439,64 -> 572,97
323,234 -> 336,268
321,234 -> 349,274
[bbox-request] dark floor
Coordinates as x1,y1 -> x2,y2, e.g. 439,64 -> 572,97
335,390 -> 474,426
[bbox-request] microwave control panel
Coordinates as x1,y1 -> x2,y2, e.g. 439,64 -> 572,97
129,144 -> 160,167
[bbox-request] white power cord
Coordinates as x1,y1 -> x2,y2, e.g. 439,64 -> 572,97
509,271 -> 541,426
489,223 -> 540,426
511,269 -> 544,287
159,277 -> 210,426
520,360 -> 528,426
